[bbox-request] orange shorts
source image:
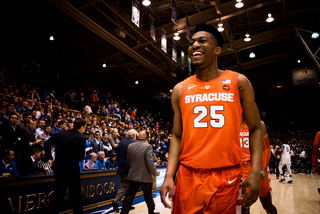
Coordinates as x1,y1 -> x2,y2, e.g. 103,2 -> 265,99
242,161 -> 272,197
171,164 -> 242,214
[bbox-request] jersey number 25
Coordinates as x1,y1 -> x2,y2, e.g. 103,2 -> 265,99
193,105 -> 225,128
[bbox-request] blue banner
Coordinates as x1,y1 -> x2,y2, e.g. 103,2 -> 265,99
149,14 -> 156,41
132,0 -> 140,27
181,50 -> 185,70
161,28 -> 167,53
188,57 -> 192,75
171,0 -> 177,25
172,41 -> 177,62
186,15 -> 190,41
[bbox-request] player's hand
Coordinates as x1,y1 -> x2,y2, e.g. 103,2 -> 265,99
260,168 -> 267,180
160,177 -> 174,209
313,167 -> 320,175
242,171 -> 260,209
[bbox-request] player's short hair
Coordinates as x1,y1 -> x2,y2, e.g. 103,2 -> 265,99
194,22 -> 224,48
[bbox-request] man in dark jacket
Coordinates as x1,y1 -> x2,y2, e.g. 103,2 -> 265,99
112,129 -> 137,212
0,113 -> 22,152
44,118 -> 86,214
19,147 -> 48,176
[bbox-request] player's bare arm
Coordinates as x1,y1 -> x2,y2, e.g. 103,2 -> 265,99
238,74 -> 263,209
160,82 -> 183,209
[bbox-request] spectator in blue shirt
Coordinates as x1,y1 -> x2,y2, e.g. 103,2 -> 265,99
83,131 -> 92,159
0,149 -> 19,177
106,153 -> 117,169
97,151 -> 106,169
54,120 -> 68,135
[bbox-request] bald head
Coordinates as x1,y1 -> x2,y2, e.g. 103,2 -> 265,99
138,131 -> 147,141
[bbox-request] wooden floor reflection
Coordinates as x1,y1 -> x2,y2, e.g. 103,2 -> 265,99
129,174 -> 320,214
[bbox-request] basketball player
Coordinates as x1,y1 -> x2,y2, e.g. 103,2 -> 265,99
278,142 -> 293,183
312,131 -> 320,175
241,120 -> 277,214
160,23 -> 263,213
312,131 -> 320,194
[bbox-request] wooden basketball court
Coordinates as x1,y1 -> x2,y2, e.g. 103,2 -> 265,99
85,174 -> 320,214
91,173 -> 320,214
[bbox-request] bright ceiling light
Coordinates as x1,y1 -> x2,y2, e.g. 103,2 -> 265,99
244,33 -> 251,42
266,13 -> 274,23
311,32 -> 319,39
135,81 -> 139,84
235,0 -> 244,8
170,89 -> 173,92
217,21 -> 224,32
49,36 -> 54,41
173,32 -> 180,40
102,63 -> 106,67
297,60 -> 301,63
249,52 -> 255,58
142,0 -> 151,6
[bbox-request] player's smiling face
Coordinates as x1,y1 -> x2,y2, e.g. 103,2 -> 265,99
188,31 -> 220,68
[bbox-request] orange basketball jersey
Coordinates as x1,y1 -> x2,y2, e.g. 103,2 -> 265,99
179,70 -> 243,169
240,124 -> 271,169
240,124 -> 250,163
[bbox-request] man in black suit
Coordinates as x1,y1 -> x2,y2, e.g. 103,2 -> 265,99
19,147 -> 48,176
0,113 -> 22,153
44,118 -> 86,214
18,119 -> 44,164
112,129 -> 137,212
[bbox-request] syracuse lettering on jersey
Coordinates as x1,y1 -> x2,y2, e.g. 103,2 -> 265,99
240,131 -> 249,136
184,92 -> 234,103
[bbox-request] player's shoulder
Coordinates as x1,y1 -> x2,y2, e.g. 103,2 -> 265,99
172,79 -> 186,100
237,73 -> 251,85
173,80 -> 184,91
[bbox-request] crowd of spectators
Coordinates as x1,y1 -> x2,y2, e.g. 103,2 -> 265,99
268,134 -> 316,175
0,60 -> 319,178
0,63 -> 173,177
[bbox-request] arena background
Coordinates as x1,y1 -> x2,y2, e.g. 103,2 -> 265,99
1,0 -> 320,128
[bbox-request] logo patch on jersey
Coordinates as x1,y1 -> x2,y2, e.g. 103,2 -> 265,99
222,79 -> 231,84
205,85 -> 210,89
222,85 -> 230,90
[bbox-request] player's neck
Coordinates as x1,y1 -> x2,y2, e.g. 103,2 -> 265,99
196,68 -> 223,82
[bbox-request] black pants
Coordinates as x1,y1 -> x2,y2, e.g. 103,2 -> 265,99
50,169 -> 83,214
275,159 -> 280,178
120,180 -> 154,214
